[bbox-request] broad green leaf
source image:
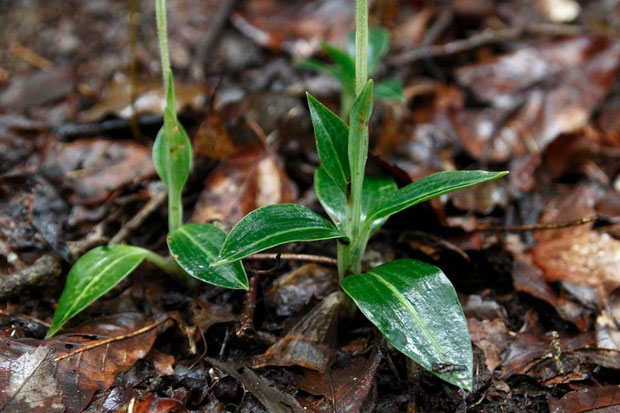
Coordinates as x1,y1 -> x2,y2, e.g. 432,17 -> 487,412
307,93 -> 350,190
168,223 -> 248,290
364,170 -> 508,229
375,78 -> 405,103
47,245 -> 148,337
347,27 -> 391,74
342,259 -> 473,390
314,166 -> 347,232
216,204 -> 343,265
320,41 -> 355,81
361,175 -> 397,236
152,76 -> 192,215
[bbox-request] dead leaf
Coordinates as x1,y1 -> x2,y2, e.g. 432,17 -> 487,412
0,346 -> 64,413
0,312 -> 161,412
264,263 -> 337,317
208,358 -> 305,413
468,318 -> 513,373
192,142 -> 297,224
295,343 -> 383,413
253,292 -> 340,372
44,138 -> 155,205
78,77 -> 208,123
548,386 -> 620,413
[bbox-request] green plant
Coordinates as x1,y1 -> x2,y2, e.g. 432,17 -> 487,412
46,0 -> 248,338
299,26 -> 404,118
213,0 -> 507,390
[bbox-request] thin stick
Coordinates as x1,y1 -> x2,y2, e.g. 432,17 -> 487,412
476,215 -> 597,232
109,190 -> 167,244
54,317 -> 170,362
247,253 -> 338,267
237,274 -> 259,339
390,23 -> 586,65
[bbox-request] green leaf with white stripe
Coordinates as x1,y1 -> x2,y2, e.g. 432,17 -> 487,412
342,259 -> 473,390
307,93 -> 350,191
364,170 -> 509,231
216,204 -> 343,265
168,223 -> 248,289
46,245 -> 148,338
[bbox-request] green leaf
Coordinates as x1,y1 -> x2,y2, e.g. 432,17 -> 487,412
361,175 -> 397,235
320,41 -> 355,80
168,223 -> 248,290
347,80 -> 373,224
347,27 -> 391,75
365,170 -> 508,228
152,75 -> 193,230
297,58 -> 343,80
342,259 -> 473,390
307,93 -> 350,190
314,166 -> 347,231
375,78 -> 405,103
47,245 -> 148,338
216,204 -> 343,265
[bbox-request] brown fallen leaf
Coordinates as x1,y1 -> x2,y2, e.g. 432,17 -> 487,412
0,312 -> 161,412
78,77 -> 209,123
232,0 -> 353,56
264,263 -> 337,317
253,291 -> 340,372
44,138 -> 156,205
295,342 -> 383,413
548,385 -> 620,413
192,142 -> 297,224
208,358 -> 305,413
531,186 -> 620,296
468,318 -> 513,373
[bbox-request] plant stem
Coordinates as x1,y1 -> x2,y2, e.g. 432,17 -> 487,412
355,0 -> 368,96
144,250 -> 196,290
155,0 -> 171,87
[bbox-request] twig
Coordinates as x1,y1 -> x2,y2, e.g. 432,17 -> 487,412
54,317 -> 170,362
0,254 -> 62,299
0,308 -> 51,327
9,42 -> 52,69
248,253 -> 338,267
190,0 -> 241,80
390,23 -> 586,65
236,274 -> 259,339
109,190 -> 167,244
475,215 -> 597,232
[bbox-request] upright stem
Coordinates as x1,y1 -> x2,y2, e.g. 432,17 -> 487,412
155,0 -> 171,87
355,0 -> 368,96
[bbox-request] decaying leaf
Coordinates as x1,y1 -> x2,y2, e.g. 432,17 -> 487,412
0,312 -> 161,412
192,142 -> 297,224
253,291 -> 340,372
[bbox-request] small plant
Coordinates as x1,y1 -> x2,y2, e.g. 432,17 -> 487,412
46,0 -> 249,338
213,0 -> 507,390
299,26 -> 404,118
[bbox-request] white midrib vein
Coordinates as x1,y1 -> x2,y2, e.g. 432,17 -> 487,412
366,271 -> 449,364
62,251 -> 145,325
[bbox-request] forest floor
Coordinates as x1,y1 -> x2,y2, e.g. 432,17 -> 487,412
0,0 -> 619,412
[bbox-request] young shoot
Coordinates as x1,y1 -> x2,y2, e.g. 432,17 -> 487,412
46,0 -> 249,338
212,0 -> 507,390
